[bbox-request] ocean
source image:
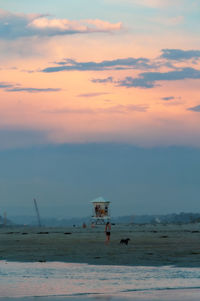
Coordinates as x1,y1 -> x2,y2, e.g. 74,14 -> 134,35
0,261 -> 200,300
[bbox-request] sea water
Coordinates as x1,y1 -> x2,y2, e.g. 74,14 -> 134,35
0,261 -> 200,299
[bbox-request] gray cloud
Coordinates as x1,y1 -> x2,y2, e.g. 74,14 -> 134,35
41,49 -> 200,74
78,92 -> 109,98
117,77 -> 155,88
117,67 -> 200,88
91,77 -> 114,83
39,48 -> 200,89
161,96 -> 175,101
41,58 -> 154,73
40,48 -> 200,79
138,67 -> 200,81
161,97 -> 183,106
93,67 -> 200,89
0,82 -> 61,93
187,105 -> 200,112
160,49 -> 200,61
0,82 -> 13,88
0,10 -> 45,39
6,87 -> 61,93
0,9 -> 122,39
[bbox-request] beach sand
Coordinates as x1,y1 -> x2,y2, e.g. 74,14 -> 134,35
0,223 -> 200,266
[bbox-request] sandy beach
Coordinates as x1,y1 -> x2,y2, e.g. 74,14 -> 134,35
0,223 -> 200,266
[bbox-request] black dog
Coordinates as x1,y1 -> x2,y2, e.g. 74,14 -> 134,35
120,238 -> 130,245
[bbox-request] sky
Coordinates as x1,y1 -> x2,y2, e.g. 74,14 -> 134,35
0,0 -> 200,218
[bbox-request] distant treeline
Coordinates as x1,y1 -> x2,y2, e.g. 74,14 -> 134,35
112,212 -> 200,225
7,212 -> 200,227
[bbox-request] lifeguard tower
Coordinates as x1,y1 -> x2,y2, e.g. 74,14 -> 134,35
91,196 -> 111,224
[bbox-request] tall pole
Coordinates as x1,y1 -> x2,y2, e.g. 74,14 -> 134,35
33,198 -> 41,227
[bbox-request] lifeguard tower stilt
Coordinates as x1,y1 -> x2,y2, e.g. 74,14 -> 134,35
91,197 -> 111,225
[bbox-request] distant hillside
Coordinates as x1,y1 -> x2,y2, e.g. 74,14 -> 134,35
9,212 -> 200,227
112,212 -> 200,225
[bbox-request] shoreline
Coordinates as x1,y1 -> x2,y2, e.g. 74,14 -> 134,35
2,257 -> 200,267
1,224 -> 200,267
1,288 -> 200,301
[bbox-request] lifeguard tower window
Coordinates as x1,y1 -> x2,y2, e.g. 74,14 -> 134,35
91,197 -> 111,225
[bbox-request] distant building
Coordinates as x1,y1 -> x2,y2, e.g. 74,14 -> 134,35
91,196 -> 111,224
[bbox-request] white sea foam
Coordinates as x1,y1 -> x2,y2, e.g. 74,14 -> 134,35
0,261 -> 200,298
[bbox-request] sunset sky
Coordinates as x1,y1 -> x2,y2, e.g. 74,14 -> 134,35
0,1 -> 200,218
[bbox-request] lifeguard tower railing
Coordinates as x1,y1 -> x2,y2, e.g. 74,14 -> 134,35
91,197 -> 111,225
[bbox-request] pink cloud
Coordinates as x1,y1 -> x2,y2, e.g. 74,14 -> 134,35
0,9 -> 122,39
85,19 -> 122,32
29,17 -> 122,34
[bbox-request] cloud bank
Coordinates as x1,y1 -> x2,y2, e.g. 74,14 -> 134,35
41,49 -> 200,74
92,67 -> 200,89
160,49 -> 200,61
88,49 -> 200,89
41,57 -> 153,73
0,9 -> 122,39
117,67 -> 200,88
40,49 -> 200,89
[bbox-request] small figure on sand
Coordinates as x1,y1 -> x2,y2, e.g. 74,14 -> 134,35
105,221 -> 111,244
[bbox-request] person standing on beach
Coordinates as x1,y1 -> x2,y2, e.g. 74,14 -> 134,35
105,221 -> 111,244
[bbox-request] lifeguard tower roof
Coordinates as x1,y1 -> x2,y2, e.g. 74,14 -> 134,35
91,196 -> 111,204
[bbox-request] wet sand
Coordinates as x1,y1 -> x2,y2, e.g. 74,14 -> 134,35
0,223 -> 200,266
1,289 -> 200,301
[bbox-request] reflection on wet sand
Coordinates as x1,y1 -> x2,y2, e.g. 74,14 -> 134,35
0,261 -> 200,299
